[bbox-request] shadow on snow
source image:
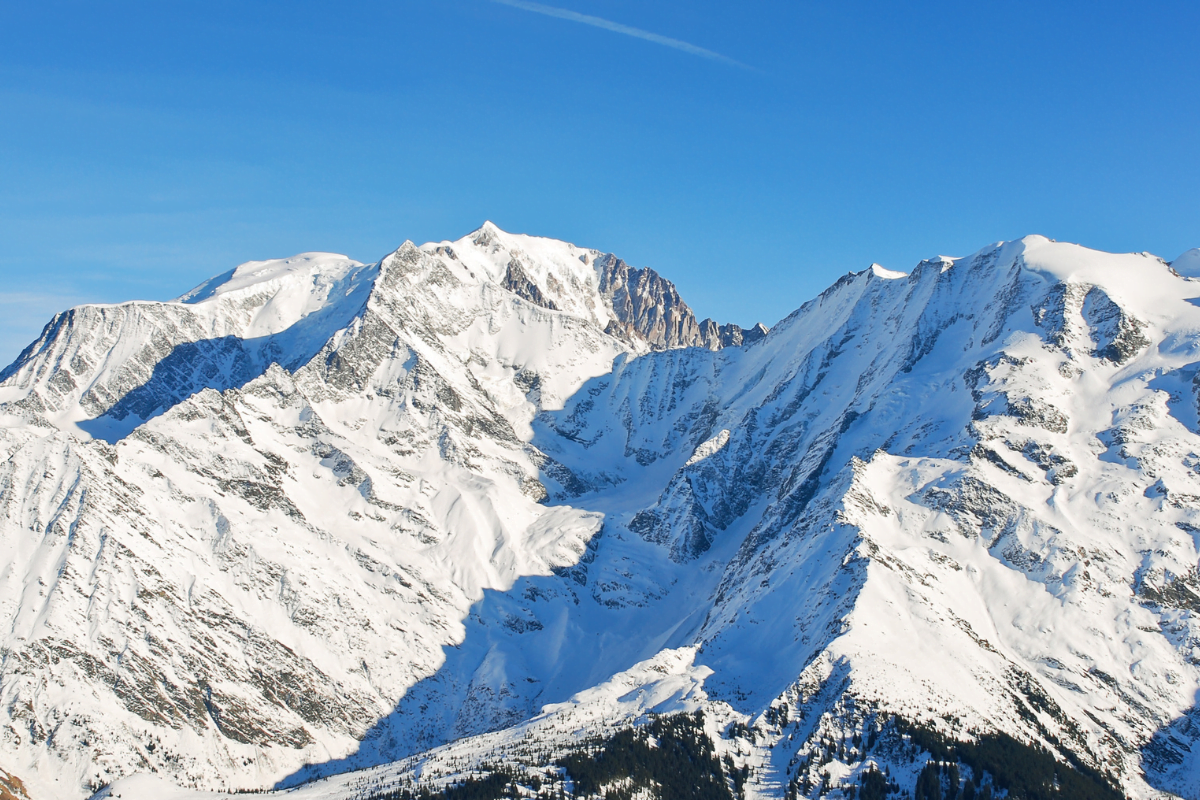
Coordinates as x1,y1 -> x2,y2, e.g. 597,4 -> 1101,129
76,303 -> 364,443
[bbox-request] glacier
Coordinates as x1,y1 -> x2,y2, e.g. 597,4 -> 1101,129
2,225 -> 1200,799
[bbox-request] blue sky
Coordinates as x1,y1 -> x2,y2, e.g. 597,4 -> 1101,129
1,1 -> 1197,364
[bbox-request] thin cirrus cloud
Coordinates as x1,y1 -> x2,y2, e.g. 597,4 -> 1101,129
491,0 -> 751,70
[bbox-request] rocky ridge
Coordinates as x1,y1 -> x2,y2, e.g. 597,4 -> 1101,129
593,252 -> 766,350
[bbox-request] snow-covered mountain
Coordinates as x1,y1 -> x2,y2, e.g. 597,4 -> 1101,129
3,225 -> 1200,800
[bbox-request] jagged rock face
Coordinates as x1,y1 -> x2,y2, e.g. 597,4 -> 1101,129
502,258 -> 558,311
6,229 -> 1200,800
596,253 -> 702,350
703,319 -> 769,348
594,253 -> 766,351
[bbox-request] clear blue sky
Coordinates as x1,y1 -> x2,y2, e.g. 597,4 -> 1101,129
1,1 -> 1198,365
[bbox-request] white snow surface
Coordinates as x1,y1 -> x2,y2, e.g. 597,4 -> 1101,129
686,429 -> 730,467
2,228 -> 1200,799
1172,248 -> 1200,279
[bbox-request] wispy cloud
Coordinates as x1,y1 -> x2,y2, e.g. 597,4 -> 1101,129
492,0 -> 751,70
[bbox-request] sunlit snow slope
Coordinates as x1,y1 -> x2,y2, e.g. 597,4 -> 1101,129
3,228 -> 1200,799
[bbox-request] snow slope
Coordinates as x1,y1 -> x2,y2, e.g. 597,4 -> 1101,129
3,228 -> 1200,799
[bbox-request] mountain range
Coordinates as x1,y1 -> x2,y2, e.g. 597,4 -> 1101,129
2,224 -> 1200,800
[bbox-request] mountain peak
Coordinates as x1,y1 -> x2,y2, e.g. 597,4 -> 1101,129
1172,247 -> 1200,278
467,220 -> 506,248
177,252 -> 362,304
868,263 -> 906,280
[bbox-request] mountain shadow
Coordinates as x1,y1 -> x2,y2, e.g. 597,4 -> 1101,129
272,353 -> 873,792
1142,689 -> 1200,798
271,372 -> 696,788
78,335 -> 280,443
77,301 -> 367,443
271,367 -> 722,788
